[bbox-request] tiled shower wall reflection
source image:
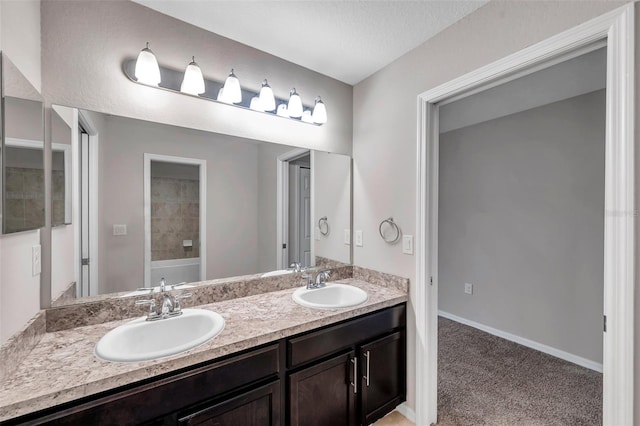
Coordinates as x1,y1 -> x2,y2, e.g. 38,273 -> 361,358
151,177 -> 200,261
5,167 -> 44,233
52,170 -> 65,225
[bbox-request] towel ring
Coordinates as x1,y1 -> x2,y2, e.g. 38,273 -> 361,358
318,216 -> 329,236
379,217 -> 401,244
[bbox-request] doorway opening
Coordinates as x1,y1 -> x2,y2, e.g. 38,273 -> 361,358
143,154 -> 207,288
277,149 -> 313,270
416,5 -> 634,425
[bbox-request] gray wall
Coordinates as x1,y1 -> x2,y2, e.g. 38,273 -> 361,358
439,90 -> 605,363
352,0 -> 628,413
41,0 -> 353,156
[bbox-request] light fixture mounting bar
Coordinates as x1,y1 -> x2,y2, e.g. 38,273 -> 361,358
123,59 -> 321,126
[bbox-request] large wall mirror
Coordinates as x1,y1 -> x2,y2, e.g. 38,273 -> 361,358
1,53 -> 45,234
50,105 -> 352,305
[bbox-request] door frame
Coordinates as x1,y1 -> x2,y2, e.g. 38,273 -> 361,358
415,4 -> 635,426
276,148 -> 313,270
143,153 -> 207,288
72,109 -> 100,298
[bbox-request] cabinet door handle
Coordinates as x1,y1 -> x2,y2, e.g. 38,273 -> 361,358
350,357 -> 358,394
363,351 -> 370,387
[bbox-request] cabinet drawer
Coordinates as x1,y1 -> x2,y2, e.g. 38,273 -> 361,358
14,343 -> 282,425
178,380 -> 281,426
287,304 -> 405,369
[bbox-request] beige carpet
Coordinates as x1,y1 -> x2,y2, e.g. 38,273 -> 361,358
437,317 -> 602,425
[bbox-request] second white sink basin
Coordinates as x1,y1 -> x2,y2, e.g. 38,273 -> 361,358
95,309 -> 225,363
292,283 -> 368,309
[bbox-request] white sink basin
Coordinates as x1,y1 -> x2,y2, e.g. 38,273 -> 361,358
292,283 -> 368,309
95,309 -> 225,362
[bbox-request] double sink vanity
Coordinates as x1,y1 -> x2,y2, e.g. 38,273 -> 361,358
0,266 -> 408,425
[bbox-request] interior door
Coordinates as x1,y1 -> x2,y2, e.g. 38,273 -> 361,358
297,167 -> 311,267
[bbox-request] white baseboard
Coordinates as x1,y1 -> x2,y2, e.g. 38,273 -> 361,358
438,311 -> 603,373
395,402 -> 416,423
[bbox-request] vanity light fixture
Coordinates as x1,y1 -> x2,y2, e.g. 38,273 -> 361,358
277,104 -> 289,117
259,79 -> 276,112
222,69 -> 242,104
249,96 -> 263,111
134,42 -> 161,86
312,96 -> 327,124
301,110 -> 313,123
124,47 -> 327,125
287,88 -> 303,118
180,56 -> 206,95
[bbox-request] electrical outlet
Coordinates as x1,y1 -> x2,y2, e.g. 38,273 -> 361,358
355,230 -> 363,247
113,224 -> 127,236
402,235 -> 414,255
464,283 -> 473,295
343,229 -> 351,245
32,245 -> 41,276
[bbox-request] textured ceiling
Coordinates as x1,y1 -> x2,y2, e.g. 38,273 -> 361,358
132,0 -> 488,85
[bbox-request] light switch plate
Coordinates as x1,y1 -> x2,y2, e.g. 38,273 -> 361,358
355,230 -> 363,247
402,235 -> 413,255
32,245 -> 41,276
343,229 -> 351,245
464,283 -> 473,295
113,224 -> 127,236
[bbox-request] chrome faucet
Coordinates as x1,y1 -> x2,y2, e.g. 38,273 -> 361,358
135,278 -> 193,321
305,269 -> 331,289
289,262 -> 302,273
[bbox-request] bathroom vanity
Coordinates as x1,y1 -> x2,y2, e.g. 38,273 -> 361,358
0,277 -> 407,426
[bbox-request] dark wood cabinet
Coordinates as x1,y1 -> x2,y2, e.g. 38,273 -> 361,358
178,381 -> 281,426
359,331 -> 406,425
287,305 -> 406,426
288,351 -> 357,426
7,304 -> 406,426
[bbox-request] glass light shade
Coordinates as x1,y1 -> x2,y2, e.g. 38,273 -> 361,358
259,79 -> 276,112
301,110 -> 313,123
134,42 -> 161,86
277,104 -> 288,117
250,96 -> 263,111
223,69 -> 242,104
217,88 -> 232,104
287,88 -> 303,118
180,57 -> 205,95
312,96 -> 327,124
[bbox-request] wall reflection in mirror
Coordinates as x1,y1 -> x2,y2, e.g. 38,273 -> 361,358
50,105 -> 352,305
2,53 -> 45,234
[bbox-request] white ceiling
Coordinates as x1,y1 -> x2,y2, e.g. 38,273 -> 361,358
132,0 -> 488,85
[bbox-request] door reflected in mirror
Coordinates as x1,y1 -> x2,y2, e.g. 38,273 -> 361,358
50,105 -> 352,305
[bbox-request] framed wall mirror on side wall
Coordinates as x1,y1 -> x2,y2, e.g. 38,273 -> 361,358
50,105 -> 352,306
1,53 -> 45,235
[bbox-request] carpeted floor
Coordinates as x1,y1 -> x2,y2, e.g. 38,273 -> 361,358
437,317 -> 602,425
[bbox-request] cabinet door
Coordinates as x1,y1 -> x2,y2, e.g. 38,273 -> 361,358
360,331 -> 406,425
178,380 -> 281,426
288,351 -> 357,426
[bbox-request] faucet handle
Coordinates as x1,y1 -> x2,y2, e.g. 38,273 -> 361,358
173,292 -> 193,313
289,262 -> 302,273
135,298 -> 157,320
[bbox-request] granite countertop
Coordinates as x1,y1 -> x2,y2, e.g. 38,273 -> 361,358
0,279 -> 407,421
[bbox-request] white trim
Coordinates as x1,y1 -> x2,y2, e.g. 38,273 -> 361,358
394,403 -> 416,423
276,148 -> 310,269
77,110 -> 100,297
416,5 -> 634,426
143,153 -> 207,287
439,311 -> 603,373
